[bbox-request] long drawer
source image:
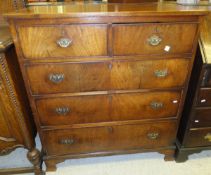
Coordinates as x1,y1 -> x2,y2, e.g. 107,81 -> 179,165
26,58 -> 189,95
36,91 -> 181,126
43,121 -> 177,156
185,128 -> 211,147
113,23 -> 197,56
18,24 -> 108,59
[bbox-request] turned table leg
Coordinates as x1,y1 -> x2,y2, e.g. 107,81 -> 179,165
27,148 -> 44,175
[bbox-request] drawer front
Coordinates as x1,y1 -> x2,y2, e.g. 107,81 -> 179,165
111,59 -> 189,90
191,108 -> 211,128
27,62 -> 111,95
201,67 -> 211,87
185,128 -> 211,147
196,89 -> 211,107
18,24 -> 107,59
43,121 -> 177,156
113,23 -> 197,56
26,58 -> 189,95
36,91 -> 180,126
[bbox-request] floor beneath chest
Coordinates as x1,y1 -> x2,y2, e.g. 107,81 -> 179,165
0,135 -> 211,175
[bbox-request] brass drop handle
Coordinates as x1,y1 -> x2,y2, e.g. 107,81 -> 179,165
59,138 -> 75,145
57,38 -> 72,48
150,102 -> 163,109
55,107 -> 70,115
154,69 -> 168,78
204,133 -> 211,142
147,132 -> 159,140
147,35 -> 162,46
49,73 -> 64,84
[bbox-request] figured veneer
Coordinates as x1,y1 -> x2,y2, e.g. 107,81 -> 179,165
26,58 -> 189,95
18,24 -> 108,59
4,2 -> 207,172
36,91 -> 180,126
113,23 -> 197,56
42,121 -> 177,156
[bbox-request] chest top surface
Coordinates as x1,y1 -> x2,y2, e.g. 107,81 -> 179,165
4,2 -> 208,19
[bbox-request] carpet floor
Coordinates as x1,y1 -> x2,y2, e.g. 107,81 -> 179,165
0,136 -> 211,175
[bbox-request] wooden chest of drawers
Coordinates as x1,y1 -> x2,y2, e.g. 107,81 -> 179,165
5,2 -> 207,171
176,13 -> 211,162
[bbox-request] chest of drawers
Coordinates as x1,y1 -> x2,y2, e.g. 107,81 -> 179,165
5,2 -> 207,171
176,13 -> 211,162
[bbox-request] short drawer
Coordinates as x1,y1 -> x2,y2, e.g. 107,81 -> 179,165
113,23 -> 197,56
18,24 -> 107,59
26,58 -> 189,95
191,108 -> 211,128
43,121 -> 177,156
184,128 -> 211,147
36,91 -> 181,126
196,89 -> 211,107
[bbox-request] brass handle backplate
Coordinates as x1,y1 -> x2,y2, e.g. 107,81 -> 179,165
57,38 -> 72,48
55,107 -> 70,115
204,133 -> 211,142
49,73 -> 64,84
150,102 -> 163,109
154,69 -> 168,78
147,35 -> 162,46
59,138 -> 74,145
147,133 -> 159,140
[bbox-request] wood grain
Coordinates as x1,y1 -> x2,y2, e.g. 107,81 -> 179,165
4,2 -> 208,19
5,3 -> 206,171
42,121 -> 177,156
113,23 -> 198,56
26,58 -> 189,95
36,91 -> 181,126
18,24 -> 108,59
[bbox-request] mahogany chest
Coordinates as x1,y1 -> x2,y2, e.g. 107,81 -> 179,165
5,2 -> 207,171
176,12 -> 211,162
